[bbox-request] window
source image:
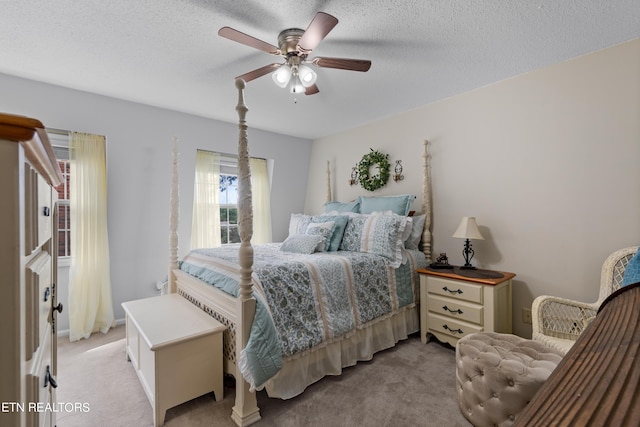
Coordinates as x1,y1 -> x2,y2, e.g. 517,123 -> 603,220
50,133 -> 71,258
192,150 -> 272,248
219,174 -> 239,244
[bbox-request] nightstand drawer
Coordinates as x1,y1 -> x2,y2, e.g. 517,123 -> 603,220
427,295 -> 483,325
427,276 -> 482,303
427,312 -> 483,340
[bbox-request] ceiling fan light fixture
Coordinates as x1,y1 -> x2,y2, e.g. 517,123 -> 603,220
272,65 -> 291,88
289,74 -> 305,94
220,12 -> 370,97
298,64 -> 317,87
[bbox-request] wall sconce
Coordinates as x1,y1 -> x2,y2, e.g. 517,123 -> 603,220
393,160 -> 404,182
349,164 -> 359,186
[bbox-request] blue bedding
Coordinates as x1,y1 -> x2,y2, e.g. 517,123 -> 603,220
179,243 -> 426,390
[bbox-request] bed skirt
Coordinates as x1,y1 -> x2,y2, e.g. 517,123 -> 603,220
263,305 -> 419,399
175,268 -> 419,400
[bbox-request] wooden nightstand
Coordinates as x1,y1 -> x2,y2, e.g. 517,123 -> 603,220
418,267 -> 515,347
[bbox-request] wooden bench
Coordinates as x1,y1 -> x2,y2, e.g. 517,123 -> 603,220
122,294 -> 226,426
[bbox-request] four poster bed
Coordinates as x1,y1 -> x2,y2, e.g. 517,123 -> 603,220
166,80 -> 434,426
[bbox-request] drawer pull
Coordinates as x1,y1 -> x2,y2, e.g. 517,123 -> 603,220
45,365 -> 58,388
443,324 -> 464,334
442,305 -> 463,315
442,286 -> 463,294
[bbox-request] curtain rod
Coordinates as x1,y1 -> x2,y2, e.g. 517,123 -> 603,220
198,148 -> 266,162
46,127 -> 70,136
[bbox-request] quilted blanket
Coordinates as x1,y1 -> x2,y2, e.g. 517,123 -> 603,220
179,243 -> 426,390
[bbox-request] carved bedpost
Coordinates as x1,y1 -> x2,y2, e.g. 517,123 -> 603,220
326,160 -> 332,203
422,140 -> 432,263
231,79 -> 261,427
168,136 -> 179,293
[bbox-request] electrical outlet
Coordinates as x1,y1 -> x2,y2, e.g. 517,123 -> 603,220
522,307 -> 532,325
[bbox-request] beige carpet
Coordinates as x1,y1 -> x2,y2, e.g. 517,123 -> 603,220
56,325 -> 470,426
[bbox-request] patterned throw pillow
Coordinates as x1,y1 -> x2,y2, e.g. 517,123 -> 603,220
310,215 -> 349,251
622,249 -> 640,287
305,221 -> 335,252
339,213 -> 409,267
280,234 -> 324,254
288,213 -> 350,252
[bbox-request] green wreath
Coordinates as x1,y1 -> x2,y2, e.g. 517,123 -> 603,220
358,149 -> 390,192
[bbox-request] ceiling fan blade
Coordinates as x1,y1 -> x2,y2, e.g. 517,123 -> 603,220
218,27 -> 280,55
297,12 -> 339,54
236,63 -> 281,82
305,84 -> 319,95
312,57 -> 372,72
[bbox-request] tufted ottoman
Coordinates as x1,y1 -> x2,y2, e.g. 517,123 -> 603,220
455,332 -> 564,427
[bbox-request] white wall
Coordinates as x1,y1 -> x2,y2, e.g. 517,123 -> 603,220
0,74 -> 312,333
305,39 -> 640,338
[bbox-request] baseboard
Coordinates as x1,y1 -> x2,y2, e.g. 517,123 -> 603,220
57,317 -> 126,338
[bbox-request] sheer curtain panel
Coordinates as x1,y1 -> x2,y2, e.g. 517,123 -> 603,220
250,157 -> 272,244
191,150 -> 222,249
68,132 -> 114,341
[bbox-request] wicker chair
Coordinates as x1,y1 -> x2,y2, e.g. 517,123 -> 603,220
532,246 -> 639,354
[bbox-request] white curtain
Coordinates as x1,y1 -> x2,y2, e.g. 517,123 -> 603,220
68,132 -> 114,342
191,150 -> 221,249
250,157 -> 272,244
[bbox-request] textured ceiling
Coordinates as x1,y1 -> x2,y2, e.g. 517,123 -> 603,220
1,1 -> 639,139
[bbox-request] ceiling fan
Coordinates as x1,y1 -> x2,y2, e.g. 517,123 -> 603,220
218,12 -> 371,95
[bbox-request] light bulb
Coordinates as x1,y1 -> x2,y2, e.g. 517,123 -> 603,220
272,65 -> 291,88
297,65 -> 317,87
289,74 -> 305,94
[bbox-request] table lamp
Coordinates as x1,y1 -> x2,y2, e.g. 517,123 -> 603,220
452,216 -> 485,270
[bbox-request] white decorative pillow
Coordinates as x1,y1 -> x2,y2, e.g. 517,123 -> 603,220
280,234 -> 324,254
288,213 -> 311,236
305,221 -> 335,252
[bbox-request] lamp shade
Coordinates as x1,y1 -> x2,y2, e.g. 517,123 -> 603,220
272,65 -> 292,88
297,64 -> 317,87
452,217 -> 485,240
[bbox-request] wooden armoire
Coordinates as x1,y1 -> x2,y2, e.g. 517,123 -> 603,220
0,113 -> 63,427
